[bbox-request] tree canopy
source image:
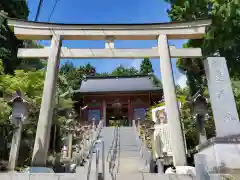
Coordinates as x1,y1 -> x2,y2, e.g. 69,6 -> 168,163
165,0 -> 240,95
140,58 -> 154,75
0,1 -> 45,74
111,65 -> 139,76
0,0 -> 29,19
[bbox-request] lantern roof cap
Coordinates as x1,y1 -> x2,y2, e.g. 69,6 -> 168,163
8,90 -> 28,105
192,90 -> 207,103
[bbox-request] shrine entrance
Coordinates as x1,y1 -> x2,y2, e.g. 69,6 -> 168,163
106,107 -> 129,127
8,18 -> 212,166
106,99 -> 129,127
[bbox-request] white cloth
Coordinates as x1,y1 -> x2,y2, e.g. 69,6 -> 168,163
63,145 -> 68,151
62,145 -> 68,158
165,166 -> 196,176
154,124 -> 173,157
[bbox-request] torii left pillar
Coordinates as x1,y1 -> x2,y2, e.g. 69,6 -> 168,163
158,34 -> 187,166
32,34 -> 62,166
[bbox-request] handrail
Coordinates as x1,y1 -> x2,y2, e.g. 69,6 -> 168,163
71,120 -> 103,166
107,126 -> 118,162
95,148 -> 100,180
87,139 -> 105,180
108,126 -> 119,180
85,120 -> 104,180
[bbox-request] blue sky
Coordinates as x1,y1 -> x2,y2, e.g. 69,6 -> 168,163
27,0 -> 187,87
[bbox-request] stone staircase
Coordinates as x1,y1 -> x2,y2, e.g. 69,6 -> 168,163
76,127 -> 116,180
75,126 -> 194,180
118,127 -> 148,173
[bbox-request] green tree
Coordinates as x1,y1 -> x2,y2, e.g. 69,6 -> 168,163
0,12 -> 21,74
59,62 -> 97,91
0,59 -> 75,167
0,60 -> 45,164
0,0 -> 29,19
18,41 -> 46,71
140,58 -> 153,75
96,72 -> 109,76
111,65 -> 139,76
139,58 -> 161,87
165,0 -> 240,95
0,2 -> 44,74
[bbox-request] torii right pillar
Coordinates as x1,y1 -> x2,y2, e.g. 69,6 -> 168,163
158,34 -> 187,166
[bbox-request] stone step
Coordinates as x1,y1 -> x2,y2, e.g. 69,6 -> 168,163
118,127 -> 144,173
116,173 -> 195,180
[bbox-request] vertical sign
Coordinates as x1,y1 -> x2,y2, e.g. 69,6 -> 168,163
204,57 -> 240,137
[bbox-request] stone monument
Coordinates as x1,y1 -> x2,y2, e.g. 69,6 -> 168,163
194,57 -> 240,178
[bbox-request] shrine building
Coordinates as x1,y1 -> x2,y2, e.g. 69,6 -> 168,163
74,75 -> 163,126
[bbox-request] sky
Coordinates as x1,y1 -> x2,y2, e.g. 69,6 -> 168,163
27,0 -> 187,87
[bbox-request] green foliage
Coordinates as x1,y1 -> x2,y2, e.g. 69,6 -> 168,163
0,60 -> 45,163
140,58 -> 154,75
18,41 -> 46,71
96,72 -> 110,76
166,0 -> 240,95
232,80 -> 240,114
0,0 -> 29,19
59,62 -> 96,92
0,13 -> 21,74
0,59 -> 78,166
111,65 -> 139,76
0,2 -> 44,74
150,75 -> 162,87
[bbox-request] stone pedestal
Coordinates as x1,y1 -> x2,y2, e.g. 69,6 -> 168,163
195,135 -> 240,175
8,121 -> 23,170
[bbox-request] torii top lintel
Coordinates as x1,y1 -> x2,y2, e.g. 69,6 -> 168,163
7,18 -> 211,41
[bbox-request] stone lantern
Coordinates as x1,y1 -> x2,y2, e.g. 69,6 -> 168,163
192,90 -> 208,144
66,109 -> 76,159
8,90 -> 28,170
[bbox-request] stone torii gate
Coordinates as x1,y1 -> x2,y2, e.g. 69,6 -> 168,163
7,18 -> 211,167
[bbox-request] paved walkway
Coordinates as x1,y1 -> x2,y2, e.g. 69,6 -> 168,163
81,126 -> 148,180
118,127 -> 147,173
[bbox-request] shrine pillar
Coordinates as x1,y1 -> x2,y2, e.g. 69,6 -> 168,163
158,34 -> 187,166
128,99 -> 132,125
32,34 -> 62,166
102,100 -> 106,126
